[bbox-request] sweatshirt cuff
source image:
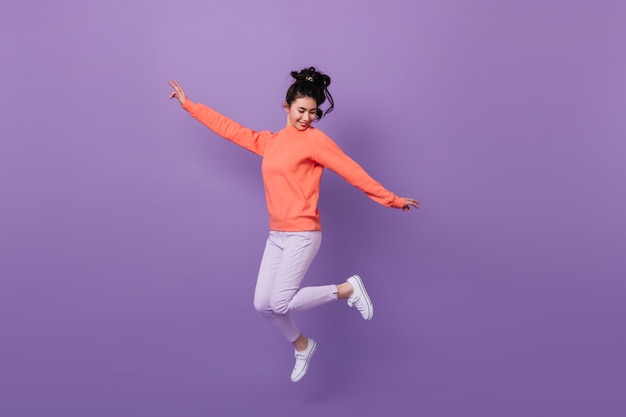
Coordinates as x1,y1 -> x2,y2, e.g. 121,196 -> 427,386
182,99 -> 195,112
393,195 -> 406,208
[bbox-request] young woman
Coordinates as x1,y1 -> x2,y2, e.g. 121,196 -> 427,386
168,67 -> 419,382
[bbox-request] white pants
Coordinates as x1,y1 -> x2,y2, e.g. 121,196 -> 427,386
253,231 -> 338,342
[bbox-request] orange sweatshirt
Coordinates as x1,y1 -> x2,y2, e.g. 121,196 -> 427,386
183,100 -> 405,231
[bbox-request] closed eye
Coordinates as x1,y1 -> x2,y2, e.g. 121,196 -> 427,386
297,107 -> 317,115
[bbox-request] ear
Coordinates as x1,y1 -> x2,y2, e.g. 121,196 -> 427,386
283,102 -> 289,112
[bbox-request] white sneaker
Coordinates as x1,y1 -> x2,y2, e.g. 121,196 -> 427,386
291,338 -> 317,382
347,275 -> 373,320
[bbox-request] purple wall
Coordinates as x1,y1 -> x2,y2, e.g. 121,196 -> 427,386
2,0 -> 625,416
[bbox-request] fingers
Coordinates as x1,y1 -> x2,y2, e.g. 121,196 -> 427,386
401,198 -> 420,213
168,80 -> 186,103
168,80 -> 177,99
168,80 -> 182,94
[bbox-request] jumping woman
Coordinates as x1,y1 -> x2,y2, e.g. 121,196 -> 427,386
168,67 -> 419,382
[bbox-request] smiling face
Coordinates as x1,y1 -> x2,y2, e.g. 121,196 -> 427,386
286,96 -> 318,131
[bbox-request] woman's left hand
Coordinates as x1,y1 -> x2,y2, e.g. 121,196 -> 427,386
401,198 -> 420,212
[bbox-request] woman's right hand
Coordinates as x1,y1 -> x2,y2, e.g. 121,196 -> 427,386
168,80 -> 187,106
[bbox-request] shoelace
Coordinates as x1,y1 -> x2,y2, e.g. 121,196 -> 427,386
347,295 -> 364,310
295,346 -> 312,361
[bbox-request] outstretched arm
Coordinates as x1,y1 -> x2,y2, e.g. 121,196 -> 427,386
312,133 -> 419,212
167,80 -> 270,156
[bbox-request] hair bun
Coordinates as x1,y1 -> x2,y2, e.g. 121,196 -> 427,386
292,67 -> 322,84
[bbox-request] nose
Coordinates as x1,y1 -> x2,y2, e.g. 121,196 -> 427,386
301,113 -> 309,121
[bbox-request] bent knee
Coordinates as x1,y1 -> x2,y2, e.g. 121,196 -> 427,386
268,299 -> 289,315
253,297 -> 270,314
254,297 -> 290,316
252,294 -> 270,314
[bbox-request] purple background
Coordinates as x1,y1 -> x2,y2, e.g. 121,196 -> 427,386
2,0 -> 625,416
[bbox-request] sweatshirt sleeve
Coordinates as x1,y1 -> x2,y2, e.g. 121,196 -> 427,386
311,132 -> 406,209
182,99 -> 270,156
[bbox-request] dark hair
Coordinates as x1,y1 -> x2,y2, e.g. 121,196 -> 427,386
285,66 -> 335,120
